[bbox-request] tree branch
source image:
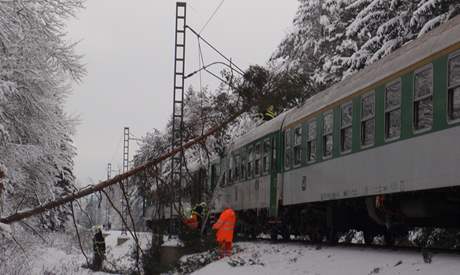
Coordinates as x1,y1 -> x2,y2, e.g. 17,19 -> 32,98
0,110 -> 244,224
101,188 -> 145,258
70,201 -> 89,267
118,182 -> 141,273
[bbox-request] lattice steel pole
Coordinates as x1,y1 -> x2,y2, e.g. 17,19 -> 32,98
106,163 -> 112,229
121,127 -> 130,234
107,163 -> 112,180
171,2 -> 187,220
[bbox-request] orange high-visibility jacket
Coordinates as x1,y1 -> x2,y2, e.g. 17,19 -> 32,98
184,214 -> 198,230
212,208 -> 236,242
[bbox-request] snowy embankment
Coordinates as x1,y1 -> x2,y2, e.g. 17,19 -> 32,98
182,242 -> 460,275
31,230 -> 153,274
1,229 -> 153,274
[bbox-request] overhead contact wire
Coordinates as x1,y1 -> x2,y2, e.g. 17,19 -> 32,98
199,0 -> 225,34
186,25 -> 245,76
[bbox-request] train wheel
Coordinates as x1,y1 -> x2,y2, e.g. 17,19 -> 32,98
282,228 -> 290,241
270,227 -> 278,241
364,231 -> 374,244
384,229 -> 395,246
249,228 -> 257,240
327,227 -> 339,245
309,231 -> 322,243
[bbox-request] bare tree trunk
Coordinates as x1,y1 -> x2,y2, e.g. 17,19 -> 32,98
0,110 -> 244,225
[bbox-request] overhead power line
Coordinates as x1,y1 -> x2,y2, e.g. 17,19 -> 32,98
199,0 -> 225,34
186,25 -> 245,76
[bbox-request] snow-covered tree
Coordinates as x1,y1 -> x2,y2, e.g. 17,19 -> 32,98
0,0 -> 84,230
272,0 -> 460,96
129,84 -> 261,226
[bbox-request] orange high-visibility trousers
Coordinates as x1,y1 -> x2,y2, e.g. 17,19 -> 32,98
218,240 -> 233,257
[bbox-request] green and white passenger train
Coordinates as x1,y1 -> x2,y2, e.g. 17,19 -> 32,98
205,15 -> 460,243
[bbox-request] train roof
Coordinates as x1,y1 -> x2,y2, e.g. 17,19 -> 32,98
228,109 -> 292,152
283,14 -> 460,129
224,15 -> 460,153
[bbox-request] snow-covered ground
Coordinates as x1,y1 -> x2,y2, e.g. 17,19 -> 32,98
188,242 -> 460,275
4,230 -> 460,275
1,229 -> 153,275
162,236 -> 184,247
31,230 -> 153,274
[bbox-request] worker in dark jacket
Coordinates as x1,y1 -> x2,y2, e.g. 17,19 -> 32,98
193,202 -> 207,230
183,202 -> 208,230
92,226 -> 106,271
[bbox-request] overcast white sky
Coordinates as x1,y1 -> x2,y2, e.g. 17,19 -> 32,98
65,0 -> 298,185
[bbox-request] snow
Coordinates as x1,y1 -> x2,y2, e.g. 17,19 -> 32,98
162,235 -> 184,247
1,230 -> 152,274
0,222 -> 11,241
190,242 -> 460,275
0,222 -> 11,234
30,246 -> 97,275
0,0 -> 83,231
4,229 -> 460,275
101,230 -> 151,269
283,13 -> 460,129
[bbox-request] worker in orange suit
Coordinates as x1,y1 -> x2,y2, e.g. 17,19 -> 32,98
212,202 -> 236,257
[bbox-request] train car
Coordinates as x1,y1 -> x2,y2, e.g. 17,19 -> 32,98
210,15 -> 460,243
209,111 -> 290,235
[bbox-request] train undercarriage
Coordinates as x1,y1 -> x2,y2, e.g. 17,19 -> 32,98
235,186 -> 460,245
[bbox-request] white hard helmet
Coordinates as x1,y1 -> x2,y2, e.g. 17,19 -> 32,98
92,225 -> 102,233
183,207 -> 192,218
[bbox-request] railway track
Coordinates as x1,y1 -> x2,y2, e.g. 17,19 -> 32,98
233,236 -> 460,257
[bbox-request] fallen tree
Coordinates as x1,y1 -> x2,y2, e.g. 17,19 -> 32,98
0,110 -> 244,225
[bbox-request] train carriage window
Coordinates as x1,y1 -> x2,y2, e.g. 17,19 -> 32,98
227,169 -> 232,185
271,136 -> 277,171
323,112 -> 333,158
361,92 -> 375,146
247,146 -> 254,178
228,156 -> 234,184
263,138 -> 271,173
240,150 -> 246,180
234,154 -> 240,181
210,164 -> 216,188
255,143 -> 261,175
293,126 -> 303,166
341,102 -> 353,152
448,52 -> 460,121
385,80 -> 401,140
307,119 -> 317,163
284,129 -> 292,169
222,171 -> 226,186
414,65 -> 433,131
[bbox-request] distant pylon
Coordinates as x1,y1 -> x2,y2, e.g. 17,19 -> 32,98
121,127 -> 129,234
105,163 -> 112,229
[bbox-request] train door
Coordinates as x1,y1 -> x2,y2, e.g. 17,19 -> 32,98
269,133 -> 280,217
